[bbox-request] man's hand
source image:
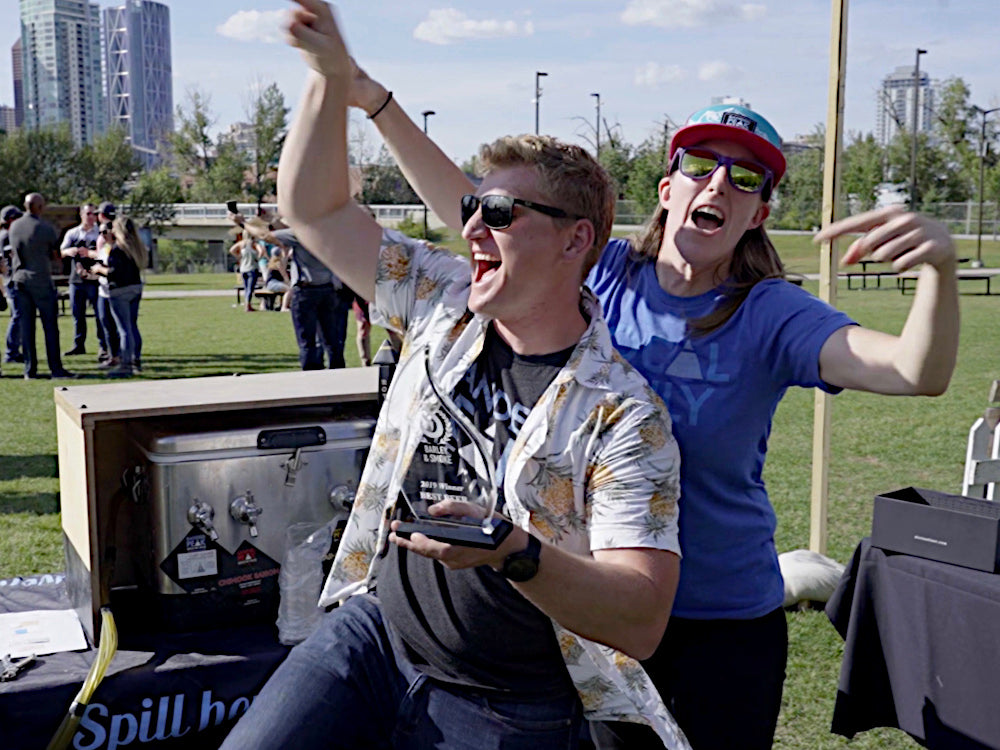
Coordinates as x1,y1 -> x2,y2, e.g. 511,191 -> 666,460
285,0 -> 351,80
347,59 -> 389,115
388,499 -> 520,571
815,205 -> 956,273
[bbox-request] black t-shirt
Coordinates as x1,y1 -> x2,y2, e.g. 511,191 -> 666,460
377,324 -> 576,696
107,246 -> 141,289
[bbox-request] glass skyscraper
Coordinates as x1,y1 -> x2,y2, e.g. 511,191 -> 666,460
104,0 -> 173,169
19,0 -> 106,145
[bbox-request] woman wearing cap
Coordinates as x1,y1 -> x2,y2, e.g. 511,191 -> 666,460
332,63 -> 958,748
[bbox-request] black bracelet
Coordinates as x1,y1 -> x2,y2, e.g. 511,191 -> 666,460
367,91 -> 393,120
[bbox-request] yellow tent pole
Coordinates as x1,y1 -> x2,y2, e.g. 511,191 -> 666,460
810,0 -> 849,554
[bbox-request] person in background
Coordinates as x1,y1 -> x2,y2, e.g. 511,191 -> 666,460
230,230 -> 264,312
242,216 -> 353,369
91,217 -> 147,378
1,205 -> 24,366
263,245 -> 292,311
94,202 -> 121,368
60,203 -> 102,357
345,63 -> 960,750
8,193 -> 74,380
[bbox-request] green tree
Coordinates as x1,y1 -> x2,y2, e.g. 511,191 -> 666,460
125,167 -> 182,236
597,128 -> 634,199
76,126 -> 141,203
0,126 -> 79,205
361,145 -> 419,204
189,139 -> 247,204
243,82 -> 288,209
624,130 -> 671,219
771,127 -> 824,229
842,132 -> 885,211
170,88 -> 216,179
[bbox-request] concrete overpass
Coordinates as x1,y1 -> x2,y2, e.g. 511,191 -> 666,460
160,202 -> 446,242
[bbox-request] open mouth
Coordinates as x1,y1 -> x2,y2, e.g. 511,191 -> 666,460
691,206 -> 725,231
472,252 -> 502,283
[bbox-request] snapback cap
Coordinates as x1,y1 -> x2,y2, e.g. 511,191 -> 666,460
1,205 -> 22,222
98,201 -> 117,219
670,104 -> 786,186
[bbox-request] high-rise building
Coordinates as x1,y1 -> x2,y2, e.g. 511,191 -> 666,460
12,38 -> 24,128
0,106 -> 17,134
104,0 -> 173,169
875,65 -> 936,148
19,0 -> 106,145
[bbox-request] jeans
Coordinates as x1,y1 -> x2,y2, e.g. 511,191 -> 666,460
220,594 -> 582,750
108,284 -> 142,368
242,270 -> 259,308
17,282 -> 64,376
5,282 -> 22,360
69,280 -> 103,351
97,294 -> 120,357
290,284 -> 351,370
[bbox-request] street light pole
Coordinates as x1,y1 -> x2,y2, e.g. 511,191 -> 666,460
973,106 -> 1000,269
421,110 -> 435,237
910,48 -> 927,210
535,71 -> 547,135
590,93 -> 601,157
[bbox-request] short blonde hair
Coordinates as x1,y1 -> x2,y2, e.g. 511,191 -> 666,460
477,135 -> 614,278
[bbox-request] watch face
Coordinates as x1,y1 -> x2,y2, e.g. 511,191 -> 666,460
504,556 -> 538,582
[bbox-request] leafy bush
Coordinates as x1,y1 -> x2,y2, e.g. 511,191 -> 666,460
156,239 -> 219,273
395,214 -> 445,243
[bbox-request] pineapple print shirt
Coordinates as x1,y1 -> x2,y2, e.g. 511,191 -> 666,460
319,229 -> 688,750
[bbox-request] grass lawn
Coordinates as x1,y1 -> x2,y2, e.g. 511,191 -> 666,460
2,249 -> 996,748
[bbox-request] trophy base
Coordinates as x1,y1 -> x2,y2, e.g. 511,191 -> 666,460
395,517 -> 513,550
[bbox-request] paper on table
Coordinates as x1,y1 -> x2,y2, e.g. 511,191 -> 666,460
0,609 -> 89,658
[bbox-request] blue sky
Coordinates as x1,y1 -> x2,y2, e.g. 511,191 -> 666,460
3,0 -> 999,164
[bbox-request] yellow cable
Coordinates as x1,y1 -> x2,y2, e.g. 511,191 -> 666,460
46,608 -> 119,750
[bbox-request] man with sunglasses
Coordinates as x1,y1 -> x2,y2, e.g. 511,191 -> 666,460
334,63 -> 959,746
60,203 -> 103,358
221,3 -> 688,750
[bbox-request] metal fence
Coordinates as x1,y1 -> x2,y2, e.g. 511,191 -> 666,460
918,202 -> 1000,238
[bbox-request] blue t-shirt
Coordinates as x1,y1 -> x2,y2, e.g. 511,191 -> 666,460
587,239 -> 855,619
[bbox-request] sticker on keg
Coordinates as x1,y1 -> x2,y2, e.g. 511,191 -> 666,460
177,549 -> 218,579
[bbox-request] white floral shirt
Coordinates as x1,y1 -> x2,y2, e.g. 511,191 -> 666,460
319,229 -> 688,749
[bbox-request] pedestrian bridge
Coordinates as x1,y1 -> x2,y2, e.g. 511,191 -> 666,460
161,203 -> 444,242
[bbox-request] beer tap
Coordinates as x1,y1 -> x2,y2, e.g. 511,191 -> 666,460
186,498 -> 219,541
230,490 -> 263,538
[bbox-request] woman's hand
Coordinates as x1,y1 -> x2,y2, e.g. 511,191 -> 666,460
815,205 -> 956,273
285,0 -> 351,80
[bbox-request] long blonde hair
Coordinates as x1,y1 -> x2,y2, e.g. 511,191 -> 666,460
112,216 -> 149,270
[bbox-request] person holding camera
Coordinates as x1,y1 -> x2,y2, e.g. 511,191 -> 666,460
60,203 -> 103,357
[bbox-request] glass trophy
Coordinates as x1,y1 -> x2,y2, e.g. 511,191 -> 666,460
393,347 -> 512,550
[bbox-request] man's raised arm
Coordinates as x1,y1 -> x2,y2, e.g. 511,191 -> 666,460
348,66 -> 473,231
279,0 -> 380,300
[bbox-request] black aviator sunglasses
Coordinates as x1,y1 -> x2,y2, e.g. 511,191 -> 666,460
460,194 -> 580,230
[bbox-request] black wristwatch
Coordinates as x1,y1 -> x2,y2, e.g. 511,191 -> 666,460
501,534 -> 541,582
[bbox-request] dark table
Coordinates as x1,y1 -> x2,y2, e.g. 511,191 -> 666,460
826,538 -> 1000,749
0,573 -> 290,750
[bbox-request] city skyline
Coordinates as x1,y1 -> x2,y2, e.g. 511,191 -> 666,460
2,0 -> 999,164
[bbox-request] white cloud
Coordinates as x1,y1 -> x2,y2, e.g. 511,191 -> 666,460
216,10 -> 286,44
698,61 -> 737,81
621,0 -> 767,29
635,62 -> 687,87
413,9 -> 534,45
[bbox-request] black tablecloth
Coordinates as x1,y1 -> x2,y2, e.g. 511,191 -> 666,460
827,538 -> 1000,749
0,574 -> 290,750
